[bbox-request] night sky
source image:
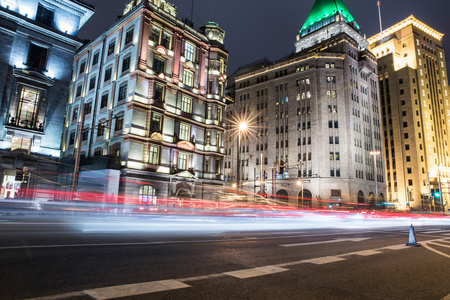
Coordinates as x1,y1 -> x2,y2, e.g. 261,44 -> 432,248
79,0 -> 450,74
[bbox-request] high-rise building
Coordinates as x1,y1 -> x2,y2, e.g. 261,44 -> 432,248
0,0 -> 94,199
368,15 -> 450,212
61,0 -> 228,204
224,0 -> 386,208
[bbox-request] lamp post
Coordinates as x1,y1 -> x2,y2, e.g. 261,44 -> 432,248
369,150 -> 380,206
236,122 -> 247,189
297,180 -> 303,209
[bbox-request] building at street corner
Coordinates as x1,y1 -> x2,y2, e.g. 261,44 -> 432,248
60,0 -> 228,205
0,0 -> 95,200
224,0 -> 386,209
368,16 -> 450,212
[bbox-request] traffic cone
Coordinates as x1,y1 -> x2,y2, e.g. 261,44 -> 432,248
406,224 -> 420,247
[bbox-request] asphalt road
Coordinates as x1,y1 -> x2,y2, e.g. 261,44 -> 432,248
0,215 -> 449,300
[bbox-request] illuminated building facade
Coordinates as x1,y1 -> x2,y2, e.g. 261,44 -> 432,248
368,16 -> 450,212
61,0 -> 228,203
0,0 -> 94,199
224,0 -> 386,208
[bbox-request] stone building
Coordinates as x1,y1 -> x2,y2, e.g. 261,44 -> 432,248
0,0 -> 94,199
61,0 -> 228,204
368,16 -> 450,212
224,0 -> 386,208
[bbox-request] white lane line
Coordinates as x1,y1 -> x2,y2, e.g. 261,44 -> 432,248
26,291 -> 87,300
224,266 -> 288,279
422,243 -> 450,259
280,237 -> 371,247
84,280 -> 190,300
302,256 -> 346,265
427,241 -> 450,248
421,230 -> 450,234
341,250 -> 382,257
380,245 -> 407,251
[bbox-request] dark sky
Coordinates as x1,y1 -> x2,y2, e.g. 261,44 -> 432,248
79,0 -> 450,74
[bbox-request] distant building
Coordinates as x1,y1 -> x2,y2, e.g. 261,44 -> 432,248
0,0 -> 94,199
61,0 -> 228,204
224,0 -> 386,208
368,16 -> 450,212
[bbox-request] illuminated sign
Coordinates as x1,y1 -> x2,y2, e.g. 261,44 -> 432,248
177,141 -> 195,151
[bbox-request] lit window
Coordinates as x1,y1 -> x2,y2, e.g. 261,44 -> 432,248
16,87 -> 40,127
183,69 -> 194,87
185,42 -> 195,61
115,115 -> 124,131
179,123 -> 190,141
178,153 -> 188,170
149,145 -> 160,165
151,114 -> 162,132
139,185 -> 157,205
181,95 -> 192,113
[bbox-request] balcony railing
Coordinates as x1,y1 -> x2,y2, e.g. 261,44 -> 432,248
6,115 -> 44,132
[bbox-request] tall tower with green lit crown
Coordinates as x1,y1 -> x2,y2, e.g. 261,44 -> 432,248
225,0 -> 386,208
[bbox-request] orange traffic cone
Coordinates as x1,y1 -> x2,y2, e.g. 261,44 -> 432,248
406,224 -> 420,247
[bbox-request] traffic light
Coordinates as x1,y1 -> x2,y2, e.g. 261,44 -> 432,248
433,189 -> 441,198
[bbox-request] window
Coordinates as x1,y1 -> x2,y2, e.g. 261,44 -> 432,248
149,145 -> 160,165
69,132 -> 75,145
79,61 -> 86,75
179,123 -> 190,141
100,93 -> 108,109
115,115 -> 124,131
72,107 -> 78,120
122,56 -> 131,73
151,114 -> 162,132
89,76 -> 96,90
104,67 -> 112,82
153,58 -> 165,74
178,153 -> 188,170
84,102 -> 92,115
36,4 -> 54,27
118,84 -> 127,102
162,31 -> 172,49
155,84 -> 165,102
185,42 -> 195,61
97,123 -> 105,137
92,52 -> 99,66
139,185 -> 156,205
27,44 -> 48,70
15,87 -> 40,127
107,41 -> 115,56
151,26 -> 161,44
82,128 -> 89,141
181,96 -> 192,113
183,69 -> 194,87
125,28 -> 134,45
76,85 -> 82,97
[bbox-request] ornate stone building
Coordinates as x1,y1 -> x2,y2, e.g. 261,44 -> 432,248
0,0 -> 94,199
61,0 -> 228,204
224,0 -> 386,208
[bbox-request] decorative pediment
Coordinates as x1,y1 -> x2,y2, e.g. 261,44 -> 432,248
175,170 -> 196,179
156,45 -> 168,56
185,60 -> 196,71
150,132 -> 163,141
13,68 -> 55,87
177,141 -> 195,151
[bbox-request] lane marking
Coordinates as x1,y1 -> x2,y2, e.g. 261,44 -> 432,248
427,241 -> 450,248
301,256 -> 346,265
422,243 -> 450,259
27,291 -> 87,300
84,280 -> 190,300
341,250 -> 382,257
224,266 -> 288,279
441,293 -> 450,300
420,230 -> 450,234
280,237 -> 371,247
380,245 -> 407,251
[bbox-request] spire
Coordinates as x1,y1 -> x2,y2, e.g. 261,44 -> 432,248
299,0 -> 360,37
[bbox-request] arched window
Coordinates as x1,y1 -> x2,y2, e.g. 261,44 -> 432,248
139,185 -> 157,205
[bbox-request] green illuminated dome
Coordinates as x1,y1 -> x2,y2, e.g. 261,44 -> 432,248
300,0 -> 360,37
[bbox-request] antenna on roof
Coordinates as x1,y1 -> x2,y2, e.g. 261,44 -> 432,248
377,1 -> 383,33
190,0 -> 194,23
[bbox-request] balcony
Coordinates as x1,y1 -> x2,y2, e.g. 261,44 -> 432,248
6,115 -> 44,132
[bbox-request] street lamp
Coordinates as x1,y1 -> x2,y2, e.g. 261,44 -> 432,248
236,122 -> 247,189
297,180 -> 303,209
369,150 -> 380,206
